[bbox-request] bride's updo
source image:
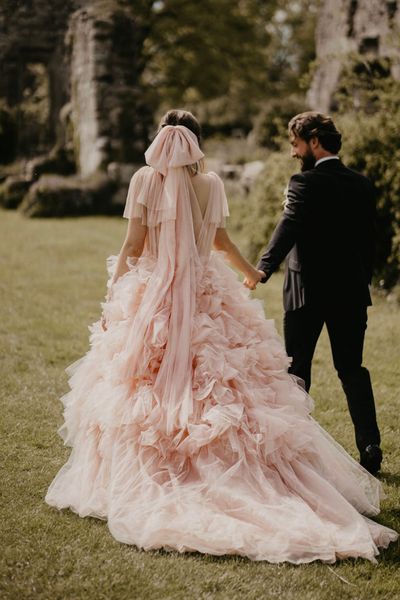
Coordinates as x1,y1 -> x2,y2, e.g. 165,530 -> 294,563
157,109 -> 204,174
158,109 -> 202,146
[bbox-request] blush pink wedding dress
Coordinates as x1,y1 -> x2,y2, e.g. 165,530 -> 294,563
45,125 -> 398,563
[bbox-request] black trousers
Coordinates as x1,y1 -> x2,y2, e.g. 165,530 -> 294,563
283,303 -> 380,453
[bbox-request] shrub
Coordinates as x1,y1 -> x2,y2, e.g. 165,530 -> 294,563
250,94 -> 306,150
20,172 -> 117,218
334,57 -> 400,288
228,148 -> 294,262
337,111 -> 400,289
231,62 -> 400,290
0,176 -> 31,209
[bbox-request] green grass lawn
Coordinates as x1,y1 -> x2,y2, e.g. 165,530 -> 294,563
1,208 -> 399,600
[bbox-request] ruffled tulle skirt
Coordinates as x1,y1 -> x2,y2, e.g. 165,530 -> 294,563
45,252 -> 398,563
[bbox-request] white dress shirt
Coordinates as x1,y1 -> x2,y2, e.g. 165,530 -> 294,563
315,156 -> 340,167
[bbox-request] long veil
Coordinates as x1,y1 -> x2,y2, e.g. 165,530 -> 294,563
120,125 -> 206,434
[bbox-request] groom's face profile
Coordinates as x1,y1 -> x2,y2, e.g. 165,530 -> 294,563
290,135 -> 316,172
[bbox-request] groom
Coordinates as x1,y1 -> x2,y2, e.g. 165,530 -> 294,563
254,111 -> 382,474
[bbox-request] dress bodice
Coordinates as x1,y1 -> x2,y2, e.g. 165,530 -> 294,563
123,167 -> 229,260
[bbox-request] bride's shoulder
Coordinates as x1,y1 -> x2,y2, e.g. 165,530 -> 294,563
203,171 -> 224,186
193,171 -> 225,195
203,172 -> 229,219
205,170 -> 221,180
127,166 -> 161,201
205,171 -> 226,193
130,165 -> 155,183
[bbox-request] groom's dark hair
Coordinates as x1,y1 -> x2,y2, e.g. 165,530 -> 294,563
288,112 -> 342,153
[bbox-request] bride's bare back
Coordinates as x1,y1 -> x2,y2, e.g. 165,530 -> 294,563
190,172 -> 212,218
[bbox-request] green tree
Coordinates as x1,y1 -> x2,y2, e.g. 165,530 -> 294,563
233,55 -> 400,290
130,0 -> 318,133
335,56 -> 400,289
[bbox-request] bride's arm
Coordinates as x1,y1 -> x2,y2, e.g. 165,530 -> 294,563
111,218 -> 147,288
214,229 -> 263,289
102,218 -> 147,331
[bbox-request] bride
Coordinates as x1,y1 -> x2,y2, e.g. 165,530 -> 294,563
45,109 -> 397,563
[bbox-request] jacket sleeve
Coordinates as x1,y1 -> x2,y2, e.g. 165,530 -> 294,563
257,173 -> 308,282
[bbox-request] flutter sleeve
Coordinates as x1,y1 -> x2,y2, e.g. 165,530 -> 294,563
123,166 -> 156,224
208,172 -> 230,228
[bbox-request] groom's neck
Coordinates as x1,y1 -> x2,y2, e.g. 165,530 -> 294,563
313,148 -> 337,161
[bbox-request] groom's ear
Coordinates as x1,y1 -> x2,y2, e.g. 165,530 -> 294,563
309,136 -> 319,150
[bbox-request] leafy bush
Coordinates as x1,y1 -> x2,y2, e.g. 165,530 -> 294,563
250,94 -> 306,150
231,61 -> 400,290
228,149 -> 294,262
337,110 -> 400,289
20,172 -> 117,218
334,57 -> 400,288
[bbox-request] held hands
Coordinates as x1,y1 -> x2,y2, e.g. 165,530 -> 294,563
243,269 -> 266,290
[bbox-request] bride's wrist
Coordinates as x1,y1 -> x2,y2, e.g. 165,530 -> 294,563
244,266 -> 258,279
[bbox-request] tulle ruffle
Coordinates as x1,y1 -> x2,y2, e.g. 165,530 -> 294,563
123,167 -> 229,229
45,252 -> 398,563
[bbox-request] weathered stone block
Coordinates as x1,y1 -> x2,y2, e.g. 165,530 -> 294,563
25,146 -> 75,181
0,176 -> 31,209
67,3 -> 148,177
0,0 -> 151,217
19,172 -> 117,217
308,0 -> 400,112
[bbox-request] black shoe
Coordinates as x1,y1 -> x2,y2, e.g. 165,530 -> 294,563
360,444 -> 382,475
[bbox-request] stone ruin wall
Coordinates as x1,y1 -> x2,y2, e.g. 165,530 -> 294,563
3,0 -> 400,215
0,0 -> 84,153
308,0 -> 400,112
67,5 -> 148,176
0,0 -> 149,215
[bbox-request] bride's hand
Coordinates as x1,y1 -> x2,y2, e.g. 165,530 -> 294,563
101,313 -> 107,331
243,268 -> 264,290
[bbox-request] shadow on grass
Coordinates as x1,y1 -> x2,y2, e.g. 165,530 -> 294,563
140,545 -> 400,569
44,453 -> 400,569
377,540 -> 400,565
378,472 -> 400,486
67,509 -> 400,568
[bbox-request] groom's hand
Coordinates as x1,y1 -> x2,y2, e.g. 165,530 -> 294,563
257,269 -> 267,282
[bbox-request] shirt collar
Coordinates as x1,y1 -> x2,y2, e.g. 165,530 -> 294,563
315,156 -> 340,167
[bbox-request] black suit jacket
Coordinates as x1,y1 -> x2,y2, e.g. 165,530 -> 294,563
257,159 -> 376,311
